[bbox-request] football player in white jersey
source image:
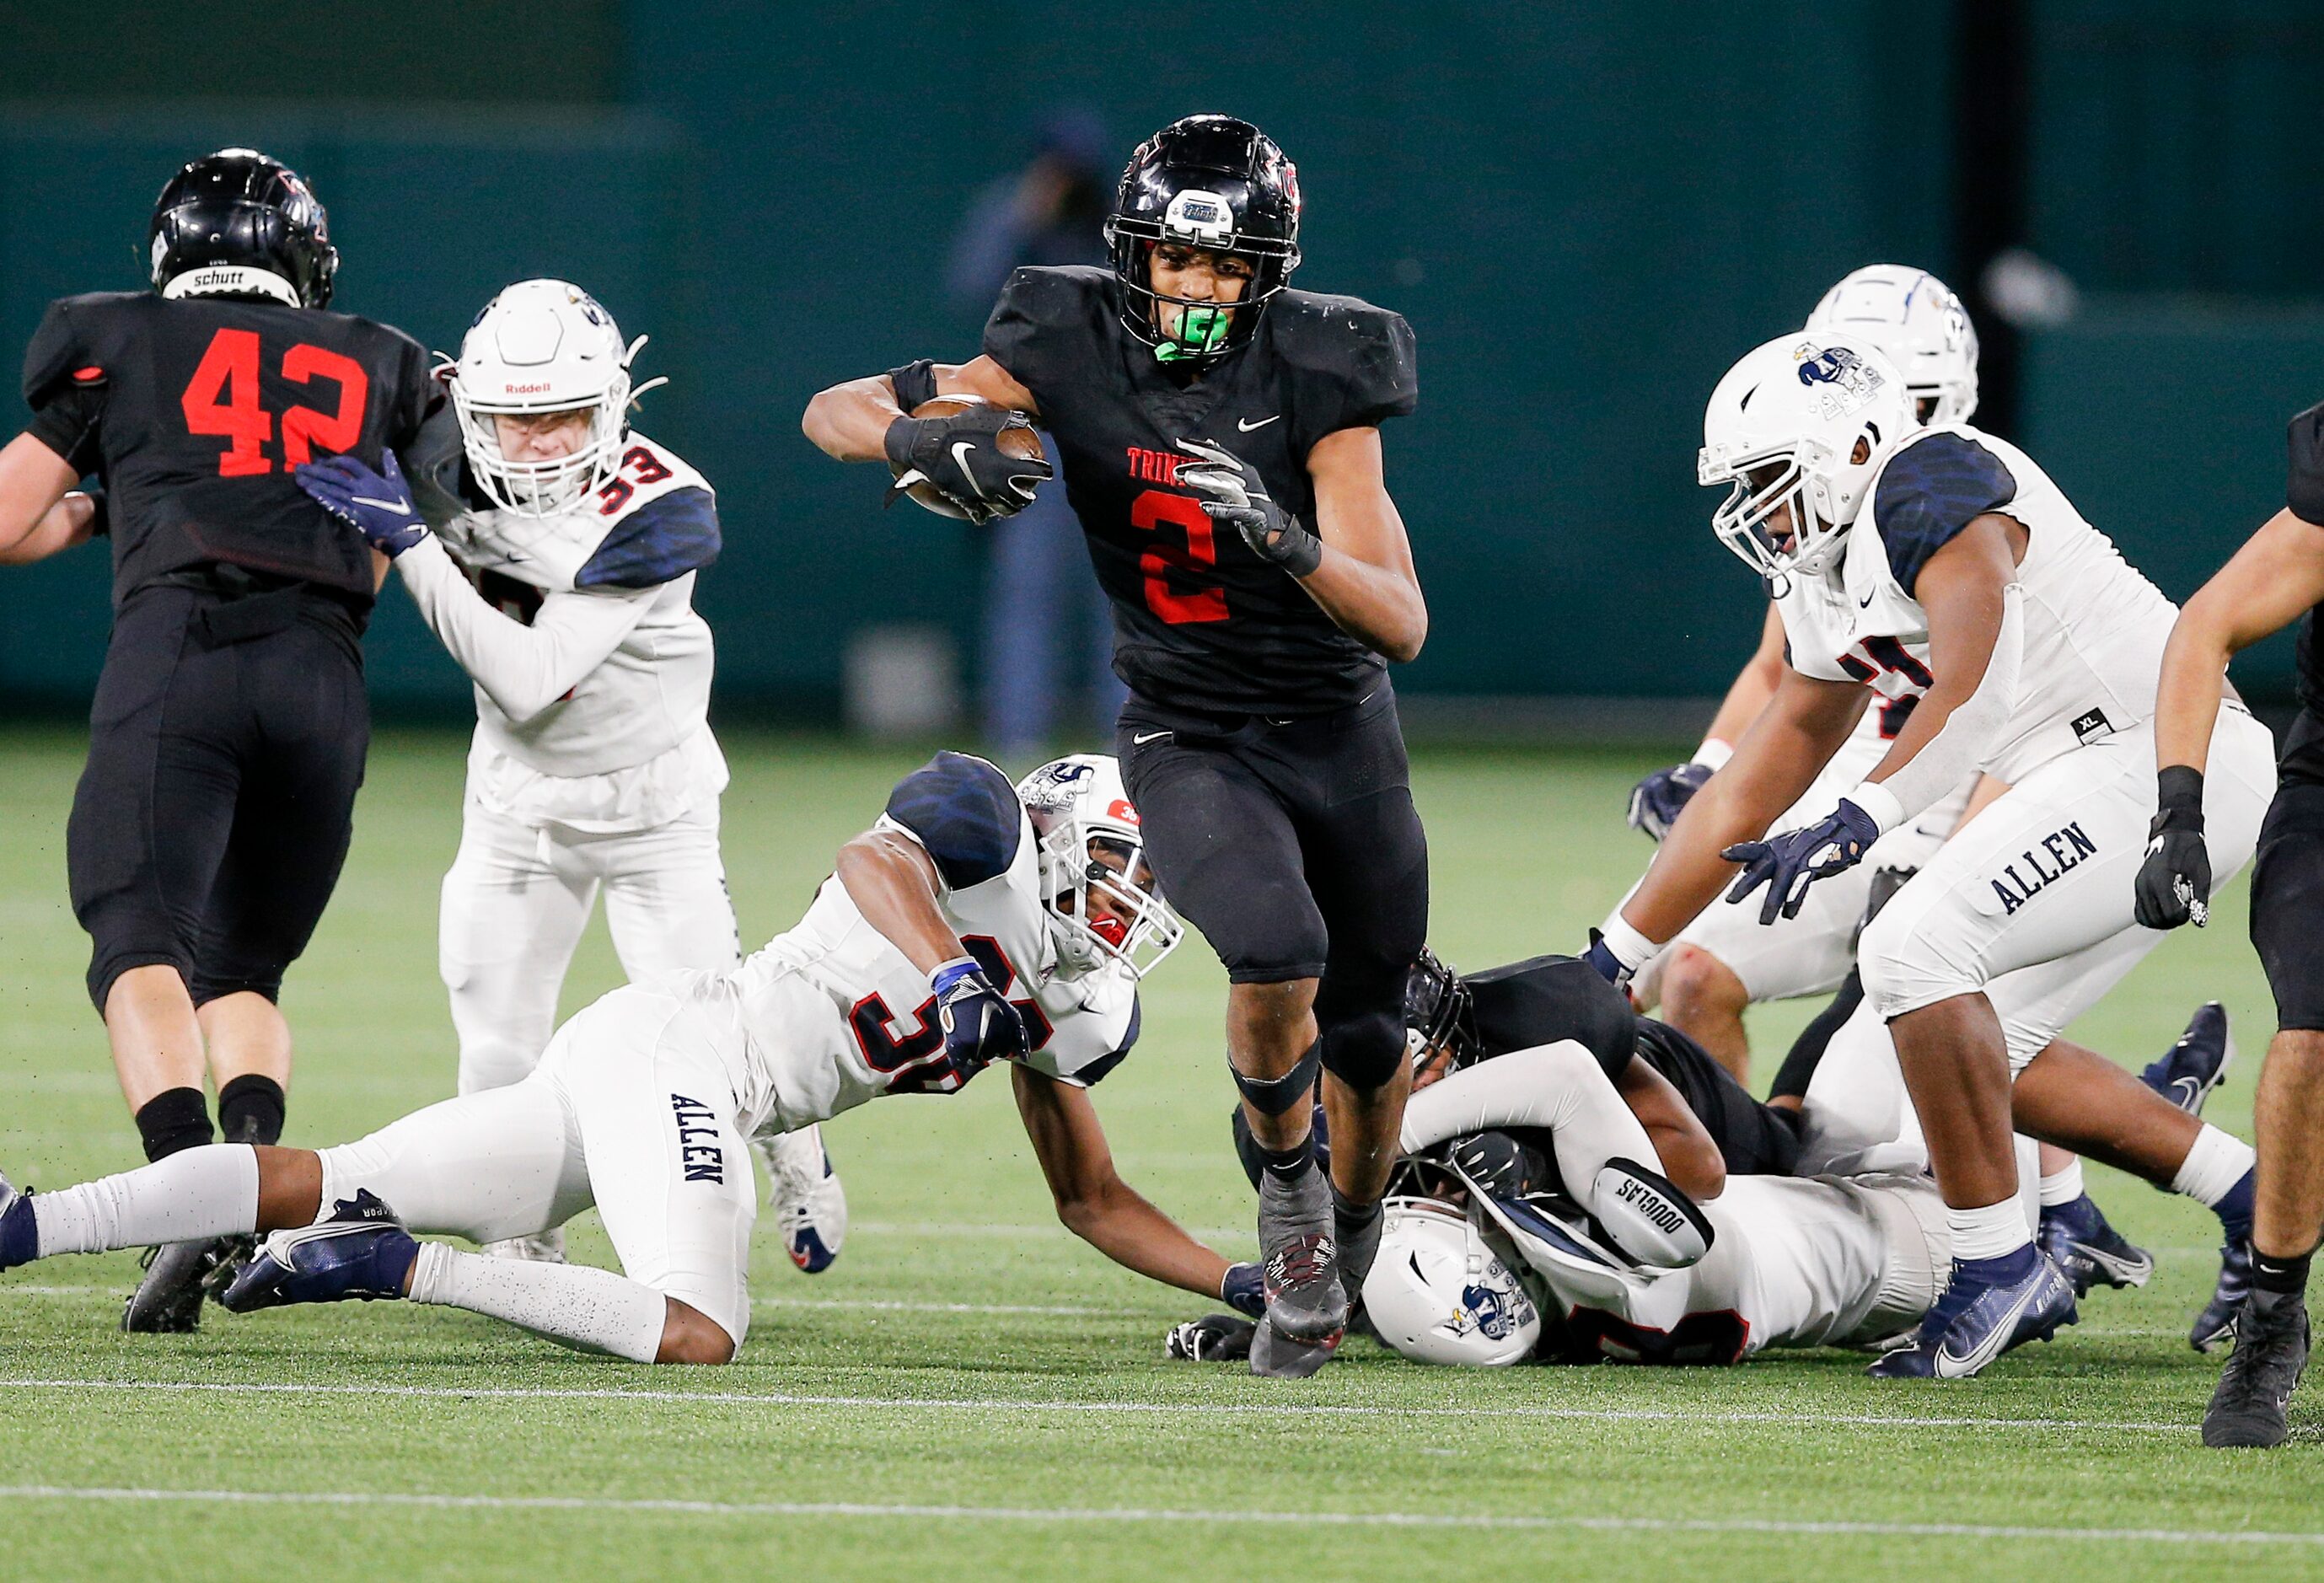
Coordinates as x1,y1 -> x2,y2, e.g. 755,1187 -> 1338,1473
1628,267 -> 1982,1081
294,279 -> 841,1274
1585,326 -> 2278,1378
0,754 -> 1269,1362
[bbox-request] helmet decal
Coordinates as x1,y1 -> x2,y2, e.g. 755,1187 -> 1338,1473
1162,189 -> 1237,246
1457,1279 -> 1533,1341
1791,342 -> 1887,420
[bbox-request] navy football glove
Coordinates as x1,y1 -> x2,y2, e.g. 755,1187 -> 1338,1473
295,450 -> 431,558
2133,765 -> 2211,930
1723,797 -> 1883,926
883,405 -> 1049,524
930,957 -> 1029,1082
1628,760 -> 1715,841
1176,438 -> 1323,577
1221,1260 -> 1266,1319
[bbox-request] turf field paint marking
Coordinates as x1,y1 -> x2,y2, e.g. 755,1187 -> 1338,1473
753,1296 -> 1143,1317
0,1376 -> 2214,1437
0,1484 -> 2318,1546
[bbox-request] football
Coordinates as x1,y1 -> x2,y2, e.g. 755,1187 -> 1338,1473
888,393 -> 1046,518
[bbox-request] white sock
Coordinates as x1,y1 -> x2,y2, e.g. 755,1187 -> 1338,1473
2171,1124 -> 2256,1208
406,1241 -> 668,1362
2037,1157 -> 2085,1208
31,1145 -> 260,1257
1948,1197 -> 2032,1262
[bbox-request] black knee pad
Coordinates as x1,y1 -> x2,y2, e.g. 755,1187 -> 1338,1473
1231,1041 -> 1322,1116
1318,1007 -> 1408,1090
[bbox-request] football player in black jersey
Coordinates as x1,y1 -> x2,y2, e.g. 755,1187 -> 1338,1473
2142,401 -> 2324,1446
806,115 -> 1428,1375
0,149 -> 436,1331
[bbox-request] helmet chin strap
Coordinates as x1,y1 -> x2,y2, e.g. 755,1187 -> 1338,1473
161,265 -> 303,308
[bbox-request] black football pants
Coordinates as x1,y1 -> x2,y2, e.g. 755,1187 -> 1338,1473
1118,684 -> 1429,1089
68,580 -> 369,1012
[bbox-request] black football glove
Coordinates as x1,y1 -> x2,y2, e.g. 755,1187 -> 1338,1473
1175,438 -> 1323,577
1165,1312 -> 1258,1362
930,957 -> 1030,1084
1723,797 -> 1883,926
1628,760 -> 1715,841
2133,765 -> 2211,930
883,405 -> 1050,525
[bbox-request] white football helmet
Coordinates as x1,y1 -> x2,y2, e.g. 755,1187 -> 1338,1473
1699,332 -> 1914,580
448,279 -> 667,518
1363,1196 -> 1541,1366
1805,264 -> 1979,427
1015,754 -> 1184,979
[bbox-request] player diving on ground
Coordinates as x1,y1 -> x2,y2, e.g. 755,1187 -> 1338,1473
0,754 -> 1268,1363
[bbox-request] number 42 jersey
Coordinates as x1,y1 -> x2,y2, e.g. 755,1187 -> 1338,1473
23,291 -> 436,606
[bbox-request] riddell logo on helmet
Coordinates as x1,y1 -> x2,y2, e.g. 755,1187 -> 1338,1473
502,382 -> 553,394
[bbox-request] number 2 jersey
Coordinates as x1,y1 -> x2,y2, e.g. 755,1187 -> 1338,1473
1773,425 -> 2178,784
22,291 -> 435,608
400,407 -> 723,819
711,752 -> 1141,1135
982,265 -> 1416,717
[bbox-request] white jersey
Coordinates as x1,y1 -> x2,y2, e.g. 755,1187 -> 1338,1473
719,752 -> 1139,1135
1773,425 -> 2176,783
1484,1172 -> 1944,1363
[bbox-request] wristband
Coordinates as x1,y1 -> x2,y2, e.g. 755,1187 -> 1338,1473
1844,781 -> 1905,835
886,358 -> 939,414
1591,910 -> 1661,974
2155,764 -> 2206,829
1692,738 -> 1735,773
929,955 -> 980,995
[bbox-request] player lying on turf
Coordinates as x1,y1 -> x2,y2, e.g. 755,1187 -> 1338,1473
293,278 -> 836,1276
0,753 -> 1266,1363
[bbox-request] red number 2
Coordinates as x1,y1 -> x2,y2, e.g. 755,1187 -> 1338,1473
179,328 -> 372,476
1131,489 -> 1230,625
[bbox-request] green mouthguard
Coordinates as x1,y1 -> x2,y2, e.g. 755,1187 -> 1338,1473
1156,305 -> 1231,362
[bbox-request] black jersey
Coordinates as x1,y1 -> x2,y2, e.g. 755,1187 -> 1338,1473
1463,955 -> 1801,1177
983,266 -> 1416,716
2283,400 -> 2324,784
23,291 -> 436,605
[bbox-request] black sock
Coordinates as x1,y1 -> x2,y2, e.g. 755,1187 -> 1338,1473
1329,1183 -> 1381,1228
1257,1135 -> 1315,1186
134,1087 -> 214,1162
2254,1249 -> 2313,1299
217,1075 -> 286,1147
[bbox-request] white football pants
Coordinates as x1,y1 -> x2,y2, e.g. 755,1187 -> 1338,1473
441,795 -> 741,1095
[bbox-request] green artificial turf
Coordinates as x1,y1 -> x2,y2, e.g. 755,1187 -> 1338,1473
0,727 -> 2319,1580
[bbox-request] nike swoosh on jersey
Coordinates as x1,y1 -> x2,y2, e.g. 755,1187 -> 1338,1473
1132,731 -> 1173,745
1932,1280 -> 2045,1378
1858,590 -> 1876,608
950,442 -> 989,498
1237,415 -> 1281,432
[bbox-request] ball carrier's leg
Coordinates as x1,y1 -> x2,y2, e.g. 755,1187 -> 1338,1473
1226,977 -> 1348,1369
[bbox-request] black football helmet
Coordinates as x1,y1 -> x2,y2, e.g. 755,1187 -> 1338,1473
1404,947 -> 1478,1071
148,148 -> 338,309
1104,114 -> 1301,363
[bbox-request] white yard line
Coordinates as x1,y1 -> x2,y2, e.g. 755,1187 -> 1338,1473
0,1376 -> 2215,1437
0,1484 -> 2313,1545
0,1286 -> 1146,1318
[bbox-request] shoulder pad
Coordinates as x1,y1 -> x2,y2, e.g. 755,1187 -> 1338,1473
1266,289 -> 1419,429
993,266 -> 1110,328
982,267 -> 1112,394
883,751 -> 1024,890
577,438 -> 720,589
1465,954 -> 1637,1076
1590,1156 -> 1715,1269
22,293 -> 143,408
2289,400 -> 2324,527
1870,430 -> 2018,599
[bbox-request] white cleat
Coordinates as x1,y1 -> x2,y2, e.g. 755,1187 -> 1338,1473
759,1125 -> 847,1274
480,1228 -> 566,1264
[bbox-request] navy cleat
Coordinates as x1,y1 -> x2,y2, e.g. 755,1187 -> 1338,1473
2192,1240 -> 2254,1354
2204,1292 -> 2309,1449
219,1190 -> 418,1312
1868,1247 -> 2078,1380
2037,1193 -> 2154,1296
2140,1002 -> 2235,1116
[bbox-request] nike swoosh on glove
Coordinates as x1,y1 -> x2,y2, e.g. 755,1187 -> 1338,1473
2133,765 -> 2210,930
931,958 -> 1030,1084
294,450 -> 431,557
1628,760 -> 1715,841
883,405 -> 1050,524
1176,438 -> 1323,577
1166,1312 -> 1258,1362
1723,797 -> 1883,926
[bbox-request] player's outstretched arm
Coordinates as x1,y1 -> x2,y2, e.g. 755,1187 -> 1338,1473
1298,427 -> 1429,663
801,357 -> 1039,464
2156,509 -> 2324,775
1011,1064 -> 1236,1301
1602,668 -> 1865,965
0,432 -> 99,566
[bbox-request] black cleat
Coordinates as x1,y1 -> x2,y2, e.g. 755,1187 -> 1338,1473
123,1238 -> 238,1333
2203,1293 -> 2309,1449
1257,1162 -> 1347,1350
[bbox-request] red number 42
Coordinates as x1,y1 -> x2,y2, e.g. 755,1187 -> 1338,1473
180,327 -> 368,477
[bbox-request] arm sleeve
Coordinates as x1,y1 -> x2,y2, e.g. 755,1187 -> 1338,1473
394,536 -> 657,723
1854,580 -> 2024,829
1871,432 -> 2019,599
1330,306 -> 1418,432
20,300 -> 105,475
881,752 -> 1022,890
2288,400 -> 2324,528
577,486 -> 721,588
1398,1042 -> 1664,1204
